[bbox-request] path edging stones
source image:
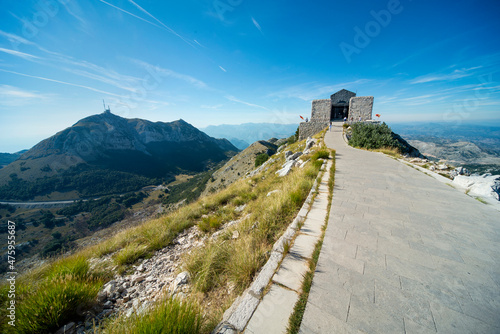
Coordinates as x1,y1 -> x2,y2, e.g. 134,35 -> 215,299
212,160 -> 327,334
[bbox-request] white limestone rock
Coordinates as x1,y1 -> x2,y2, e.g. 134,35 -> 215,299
276,160 -> 295,177
452,174 -> 500,201
305,137 -> 316,151
287,152 -> 303,162
437,164 -> 448,170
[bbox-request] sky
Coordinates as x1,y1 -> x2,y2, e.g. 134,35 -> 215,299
0,0 -> 499,152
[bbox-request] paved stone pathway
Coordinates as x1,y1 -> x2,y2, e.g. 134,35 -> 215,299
300,123 -> 500,333
243,159 -> 333,334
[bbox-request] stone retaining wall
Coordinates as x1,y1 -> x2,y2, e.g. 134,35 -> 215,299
298,121 -> 328,141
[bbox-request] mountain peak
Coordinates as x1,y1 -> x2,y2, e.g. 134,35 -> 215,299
0,113 -> 238,200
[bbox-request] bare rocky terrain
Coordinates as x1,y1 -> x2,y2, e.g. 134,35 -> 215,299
202,139 -> 285,196
407,139 -> 500,165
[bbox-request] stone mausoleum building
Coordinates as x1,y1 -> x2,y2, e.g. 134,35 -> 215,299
298,89 -> 374,140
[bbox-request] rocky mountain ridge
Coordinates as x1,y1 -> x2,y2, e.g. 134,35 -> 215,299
0,112 -> 238,200
202,139 -> 285,196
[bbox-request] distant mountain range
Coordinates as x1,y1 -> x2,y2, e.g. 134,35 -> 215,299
200,123 -> 298,149
391,122 -> 500,174
0,112 -> 238,200
0,150 -> 27,168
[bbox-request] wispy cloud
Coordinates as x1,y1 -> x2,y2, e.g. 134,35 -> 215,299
62,67 -> 139,93
0,85 -> 48,106
127,0 -> 194,47
268,79 -> 371,101
0,47 -> 40,60
201,104 -> 224,109
194,40 -> 205,48
251,17 -> 263,35
225,95 -> 269,110
0,30 -> 34,47
0,31 -> 144,93
0,69 -> 121,97
410,67 -> 482,84
97,0 -> 162,28
219,66 -> 227,72
97,0 -> 193,47
132,59 -> 208,89
59,1 -> 89,33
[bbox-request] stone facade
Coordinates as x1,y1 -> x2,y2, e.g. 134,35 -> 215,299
298,89 -> 374,140
310,99 -> 332,122
349,96 -> 374,121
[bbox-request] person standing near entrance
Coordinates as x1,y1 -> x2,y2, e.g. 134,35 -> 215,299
329,121 -> 332,131
358,115 -> 362,122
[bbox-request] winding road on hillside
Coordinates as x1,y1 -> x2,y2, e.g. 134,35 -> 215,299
300,123 -> 500,333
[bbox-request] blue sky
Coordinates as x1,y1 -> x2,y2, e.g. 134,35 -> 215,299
1,0 -> 499,152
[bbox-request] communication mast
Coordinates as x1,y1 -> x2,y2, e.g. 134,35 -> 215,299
103,100 -> 111,113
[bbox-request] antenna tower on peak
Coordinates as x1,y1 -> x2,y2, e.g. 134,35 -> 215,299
103,99 -> 111,113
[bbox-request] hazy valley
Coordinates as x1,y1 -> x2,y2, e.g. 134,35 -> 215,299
0,114 -> 299,276
392,122 -> 500,175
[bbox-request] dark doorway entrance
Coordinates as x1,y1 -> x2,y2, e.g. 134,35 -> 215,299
331,103 -> 348,120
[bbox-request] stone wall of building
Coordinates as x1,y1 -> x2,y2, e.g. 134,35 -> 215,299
298,121 -> 328,141
349,96 -> 374,121
310,99 -> 331,122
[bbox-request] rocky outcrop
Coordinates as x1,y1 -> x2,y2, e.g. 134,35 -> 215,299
92,226 -> 205,320
393,133 -> 424,158
202,140 -> 279,196
276,137 -> 317,177
56,210 -> 255,334
452,174 -> 500,201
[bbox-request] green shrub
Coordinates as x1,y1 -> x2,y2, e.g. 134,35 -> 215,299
198,215 -> 222,232
348,122 -> 402,152
114,243 -> 148,266
2,257 -> 104,334
311,150 -> 329,161
186,242 -> 231,293
255,153 -> 269,167
101,296 -> 202,334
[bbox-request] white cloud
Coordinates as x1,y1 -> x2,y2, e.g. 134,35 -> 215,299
0,30 -> 34,47
268,79 -> 371,101
0,38 -> 145,94
0,69 -> 121,97
127,0 -> 193,47
0,85 -> 49,106
219,66 -> 227,72
410,67 -> 482,84
251,17 -> 263,34
97,0 -> 162,28
131,59 -> 208,89
0,47 -> 40,61
201,104 -> 224,109
225,95 -> 269,110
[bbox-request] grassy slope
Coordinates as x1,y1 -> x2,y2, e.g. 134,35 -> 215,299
0,131 -> 327,334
